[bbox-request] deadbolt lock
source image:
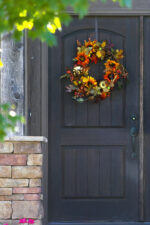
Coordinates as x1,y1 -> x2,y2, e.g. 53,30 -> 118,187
131,114 -> 137,121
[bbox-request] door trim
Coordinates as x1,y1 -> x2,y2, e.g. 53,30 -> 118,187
48,223 -> 150,225
67,0 -> 150,16
139,16 -> 144,222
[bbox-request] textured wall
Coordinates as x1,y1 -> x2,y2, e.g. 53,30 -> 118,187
1,33 -> 24,135
0,140 -> 44,225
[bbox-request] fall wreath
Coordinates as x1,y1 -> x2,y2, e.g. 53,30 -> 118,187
61,39 -> 128,102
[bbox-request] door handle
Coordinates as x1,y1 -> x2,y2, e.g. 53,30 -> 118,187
130,127 -> 138,159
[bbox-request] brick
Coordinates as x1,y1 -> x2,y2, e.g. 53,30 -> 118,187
27,154 -> 43,166
0,220 -> 42,225
31,220 -> 42,225
12,201 -> 43,219
12,222 -> 27,225
12,166 -> 42,179
11,220 -> 42,225
0,166 -> 11,177
0,188 -> 12,195
14,143 -> 41,154
0,179 -> 28,187
0,154 -> 27,165
0,201 -> 12,219
13,187 -> 41,194
0,143 -> 13,153
29,179 -> 41,187
0,194 -> 24,201
0,221 -> 12,225
24,194 -> 42,200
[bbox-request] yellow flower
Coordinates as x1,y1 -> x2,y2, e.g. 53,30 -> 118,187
96,49 -> 105,59
96,51 -> 102,58
19,9 -> 27,17
115,49 -> 124,60
101,41 -> 106,48
73,81 -> 78,86
81,76 -> 97,87
47,17 -> 62,34
0,59 -> 3,68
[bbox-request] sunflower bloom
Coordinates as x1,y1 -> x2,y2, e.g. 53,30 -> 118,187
81,76 -> 97,87
104,71 -> 120,83
105,59 -> 120,71
84,39 -> 97,48
75,52 -> 90,67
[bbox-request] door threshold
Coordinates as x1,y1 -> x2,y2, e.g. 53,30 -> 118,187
48,222 -> 150,225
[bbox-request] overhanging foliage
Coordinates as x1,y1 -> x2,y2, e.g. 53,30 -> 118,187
0,0 -> 132,46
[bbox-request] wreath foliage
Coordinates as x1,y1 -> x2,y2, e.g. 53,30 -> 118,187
61,39 -> 128,103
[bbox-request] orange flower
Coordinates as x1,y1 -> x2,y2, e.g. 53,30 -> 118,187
84,39 -> 97,48
100,91 -> 110,100
104,71 -> 120,83
90,54 -> 98,64
105,59 -> 120,71
75,52 -> 90,67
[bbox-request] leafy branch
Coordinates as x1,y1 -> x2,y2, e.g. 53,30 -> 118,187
0,0 -> 132,46
0,104 -> 25,142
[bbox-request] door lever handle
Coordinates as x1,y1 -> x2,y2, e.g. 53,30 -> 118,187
130,127 -> 138,137
130,127 -> 138,159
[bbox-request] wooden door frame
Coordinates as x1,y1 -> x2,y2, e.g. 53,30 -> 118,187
25,3 -> 150,223
25,36 -> 49,225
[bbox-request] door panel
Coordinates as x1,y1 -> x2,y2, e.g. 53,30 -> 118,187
62,146 -> 125,198
63,28 -> 125,128
48,17 -> 140,223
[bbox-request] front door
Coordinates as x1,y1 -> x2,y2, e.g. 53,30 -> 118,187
48,17 -> 140,224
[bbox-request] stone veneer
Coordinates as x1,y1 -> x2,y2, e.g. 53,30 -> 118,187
0,136 -> 47,225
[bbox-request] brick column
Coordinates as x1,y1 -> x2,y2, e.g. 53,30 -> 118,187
0,137 -> 47,225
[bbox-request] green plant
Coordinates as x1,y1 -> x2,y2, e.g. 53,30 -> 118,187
0,104 -> 25,142
0,0 -> 132,46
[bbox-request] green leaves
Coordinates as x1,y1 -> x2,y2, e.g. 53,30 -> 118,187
60,74 -> 70,79
117,0 -> 132,8
0,104 -> 25,142
0,0 -> 132,46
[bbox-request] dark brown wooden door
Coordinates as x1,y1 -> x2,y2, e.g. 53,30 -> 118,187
48,17 -> 140,224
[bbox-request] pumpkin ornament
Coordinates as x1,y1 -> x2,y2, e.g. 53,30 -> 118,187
61,39 -> 128,103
